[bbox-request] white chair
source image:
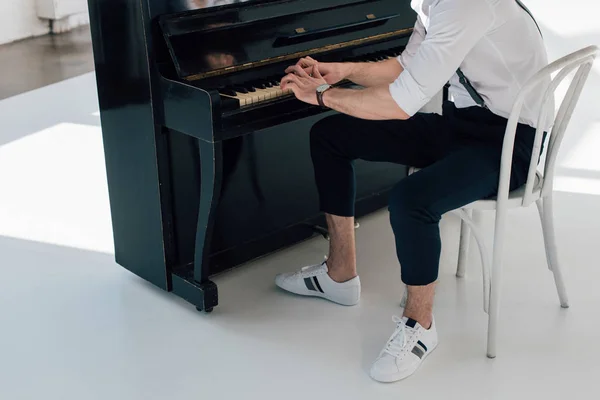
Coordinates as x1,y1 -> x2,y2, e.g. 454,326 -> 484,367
409,45 -> 599,358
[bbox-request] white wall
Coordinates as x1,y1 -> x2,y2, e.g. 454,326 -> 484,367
0,0 -> 89,45
52,12 -> 90,35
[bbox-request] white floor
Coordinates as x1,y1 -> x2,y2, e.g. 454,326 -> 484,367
1,2 -> 600,399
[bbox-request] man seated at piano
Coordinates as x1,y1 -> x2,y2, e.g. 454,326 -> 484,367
275,0 -> 549,383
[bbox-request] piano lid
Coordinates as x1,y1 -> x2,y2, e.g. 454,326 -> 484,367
159,0 -> 415,81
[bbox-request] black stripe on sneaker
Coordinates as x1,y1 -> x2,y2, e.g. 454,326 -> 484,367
304,278 -> 317,292
405,318 -> 417,328
417,340 -> 428,352
313,276 -> 324,293
411,345 -> 425,359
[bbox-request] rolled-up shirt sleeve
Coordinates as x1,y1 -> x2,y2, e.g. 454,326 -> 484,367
389,0 -> 494,116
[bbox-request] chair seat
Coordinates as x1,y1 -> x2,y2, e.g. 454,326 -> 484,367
408,167 -> 543,211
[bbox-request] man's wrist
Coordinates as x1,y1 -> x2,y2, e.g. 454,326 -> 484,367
343,63 -> 357,81
321,87 -> 336,109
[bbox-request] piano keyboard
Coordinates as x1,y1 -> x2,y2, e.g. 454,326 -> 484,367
219,77 -> 292,107
218,47 -> 404,110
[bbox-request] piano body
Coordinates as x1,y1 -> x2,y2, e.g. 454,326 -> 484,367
87,0 -> 416,312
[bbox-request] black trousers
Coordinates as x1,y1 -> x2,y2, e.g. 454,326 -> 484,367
310,104 -> 538,286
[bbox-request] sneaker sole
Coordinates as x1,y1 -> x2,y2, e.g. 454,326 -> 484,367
275,279 -> 360,306
370,341 -> 439,383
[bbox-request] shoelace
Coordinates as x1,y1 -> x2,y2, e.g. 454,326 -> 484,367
293,261 -> 327,279
383,316 -> 417,358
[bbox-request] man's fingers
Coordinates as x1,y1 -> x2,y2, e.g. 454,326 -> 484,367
285,65 -> 312,75
286,56 -> 319,75
281,73 -> 301,89
284,65 -> 298,74
287,85 -> 300,99
312,64 -> 323,79
297,56 -> 317,68
280,80 -> 300,99
287,65 -> 311,78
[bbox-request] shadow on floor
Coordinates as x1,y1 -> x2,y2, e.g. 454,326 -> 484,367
0,26 -> 94,101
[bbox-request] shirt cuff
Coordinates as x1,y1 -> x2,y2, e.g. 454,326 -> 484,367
396,55 -> 407,70
388,70 -> 430,117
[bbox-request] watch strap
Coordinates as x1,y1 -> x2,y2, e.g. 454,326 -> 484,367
316,85 -> 331,108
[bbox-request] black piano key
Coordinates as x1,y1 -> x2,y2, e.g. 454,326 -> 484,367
233,86 -> 249,94
254,82 -> 267,89
220,87 -> 237,97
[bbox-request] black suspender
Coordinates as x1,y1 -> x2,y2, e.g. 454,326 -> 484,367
456,68 -> 487,108
455,0 -> 542,108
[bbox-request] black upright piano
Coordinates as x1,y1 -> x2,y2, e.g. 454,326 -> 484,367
87,0 -> 416,312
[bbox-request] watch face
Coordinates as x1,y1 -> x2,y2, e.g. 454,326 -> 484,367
317,84 -> 331,93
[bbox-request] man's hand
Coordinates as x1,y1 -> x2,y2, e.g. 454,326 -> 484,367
285,56 -> 348,85
281,64 -> 328,106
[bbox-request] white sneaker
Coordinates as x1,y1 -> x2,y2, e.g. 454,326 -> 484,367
370,316 -> 438,383
275,262 -> 361,306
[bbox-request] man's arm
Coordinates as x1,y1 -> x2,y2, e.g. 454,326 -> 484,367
389,0 -> 493,116
282,0 -> 493,120
397,17 -> 426,71
287,18 -> 424,88
345,60 -> 404,88
287,57 -> 403,88
342,16 -> 425,87
322,86 -> 409,120
281,66 -> 409,120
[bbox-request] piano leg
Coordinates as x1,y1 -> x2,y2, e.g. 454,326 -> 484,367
192,139 -> 223,312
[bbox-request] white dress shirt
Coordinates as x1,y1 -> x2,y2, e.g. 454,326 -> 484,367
390,0 -> 551,129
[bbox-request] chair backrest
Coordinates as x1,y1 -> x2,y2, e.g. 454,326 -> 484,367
496,45 -> 599,208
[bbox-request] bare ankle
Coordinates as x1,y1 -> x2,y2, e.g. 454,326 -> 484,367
326,260 -> 357,283
324,214 -> 357,283
404,283 -> 436,329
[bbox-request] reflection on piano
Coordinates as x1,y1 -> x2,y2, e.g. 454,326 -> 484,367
88,0 -> 416,312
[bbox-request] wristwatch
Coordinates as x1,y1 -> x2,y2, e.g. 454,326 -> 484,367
316,84 -> 332,108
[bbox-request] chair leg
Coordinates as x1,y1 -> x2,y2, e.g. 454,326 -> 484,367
457,209 -> 473,278
535,199 -> 552,272
454,209 -> 491,314
536,196 -> 570,308
487,206 -> 510,359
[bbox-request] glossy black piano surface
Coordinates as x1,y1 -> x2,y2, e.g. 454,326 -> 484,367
87,0 -> 416,312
